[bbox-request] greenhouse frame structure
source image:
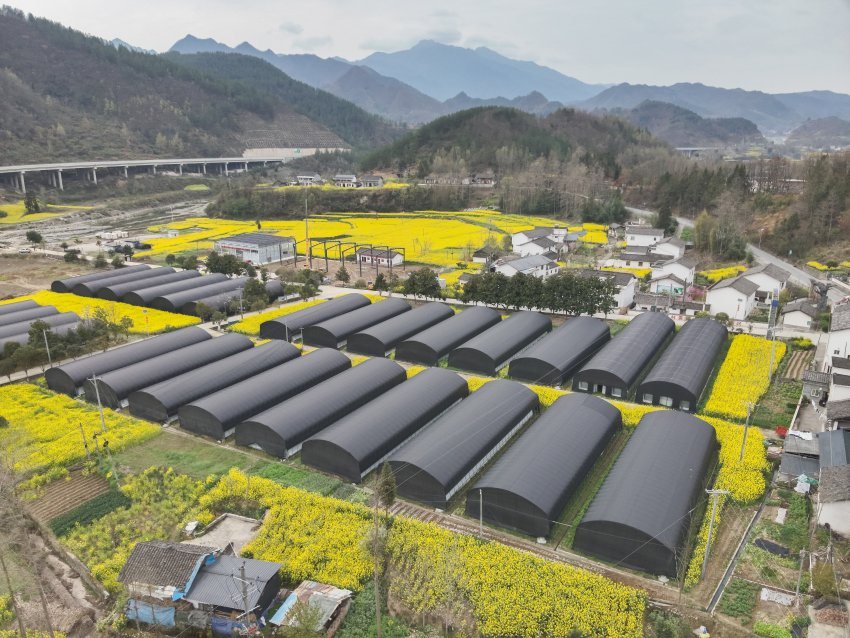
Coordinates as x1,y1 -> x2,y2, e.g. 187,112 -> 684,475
150,277 -> 248,313
122,273 -> 228,306
51,265 -> 150,293
390,379 -> 539,509
128,341 -> 300,422
301,298 -> 410,348
71,266 -> 167,297
259,294 -> 372,341
466,393 -> 621,538
44,327 -> 211,395
177,348 -> 351,439
0,305 -> 59,327
636,317 -> 728,412
571,311 -> 675,399
346,302 -> 455,357
394,306 -> 501,366
573,410 -> 717,577
97,270 -> 200,302
0,311 -> 79,341
83,333 -> 253,409
301,367 -> 469,483
447,311 -> 552,376
235,358 -> 407,458
508,316 -> 610,386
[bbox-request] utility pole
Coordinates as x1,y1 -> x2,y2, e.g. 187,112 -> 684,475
740,402 -> 753,462
794,549 -> 806,608
89,375 -> 108,433
305,198 -> 312,270
78,422 -> 90,459
479,489 -> 483,538
701,489 -> 729,578
42,329 -> 52,368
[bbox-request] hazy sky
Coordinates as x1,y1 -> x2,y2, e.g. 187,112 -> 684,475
12,0 -> 850,93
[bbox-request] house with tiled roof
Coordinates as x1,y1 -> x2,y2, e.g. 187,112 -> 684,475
741,263 -> 791,301
781,299 -> 819,329
705,275 -> 759,321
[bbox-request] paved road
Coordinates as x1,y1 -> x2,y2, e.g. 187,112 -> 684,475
626,206 -> 847,304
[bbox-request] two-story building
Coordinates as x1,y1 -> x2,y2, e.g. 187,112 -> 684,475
781,299 -> 819,329
296,173 -> 323,186
653,236 -> 686,260
361,175 -> 384,188
213,233 -> 295,266
577,269 -> 637,310
651,255 -> 698,285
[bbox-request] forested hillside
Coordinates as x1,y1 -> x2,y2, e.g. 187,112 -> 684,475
163,52 -> 404,149
0,8 -> 356,162
361,106 -> 667,179
622,101 -> 765,147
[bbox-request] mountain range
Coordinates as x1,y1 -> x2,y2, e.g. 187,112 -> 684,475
169,35 -> 850,137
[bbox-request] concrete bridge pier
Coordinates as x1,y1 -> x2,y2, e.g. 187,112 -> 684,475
224,163 -> 229,177
56,170 -> 64,191
178,164 -> 183,176
19,172 -> 26,194
91,168 -> 97,185
202,163 -> 207,175
152,165 -> 157,175
123,166 -> 129,179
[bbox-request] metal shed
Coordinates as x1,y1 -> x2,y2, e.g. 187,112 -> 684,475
0,305 -> 59,327
448,311 -> 552,376
301,367 -> 469,483
51,265 -> 151,293
0,311 -> 80,341
97,270 -> 200,301
83,333 -> 253,409
2,321 -> 80,348
150,277 -> 248,313
259,294 -> 372,341
466,393 -> 621,538
128,341 -> 301,422
302,299 -> 411,348
390,379 -> 539,509
45,327 -> 211,395
508,317 -> 610,386
235,358 -> 407,458
347,302 -> 455,357
637,317 -> 728,412
394,307 -> 502,366
122,273 -> 227,306
574,410 -> 717,577
178,348 -> 351,439
572,311 -> 675,399
0,300 -> 39,316
71,267 -> 166,297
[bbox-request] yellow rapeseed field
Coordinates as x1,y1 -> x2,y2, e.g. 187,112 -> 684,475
229,298 -> 327,335
0,200 -> 91,224
703,335 -> 786,421
0,384 -> 160,476
0,290 -> 199,334
698,265 -> 747,283
139,211 -> 592,266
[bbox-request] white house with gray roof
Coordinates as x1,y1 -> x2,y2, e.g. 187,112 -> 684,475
492,255 -> 559,279
742,263 -> 791,300
705,275 -> 759,320
781,299 -> 819,329
625,226 -> 664,247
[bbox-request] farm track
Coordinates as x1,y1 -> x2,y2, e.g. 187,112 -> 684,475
390,500 -> 681,604
27,470 -> 110,523
783,350 -> 811,380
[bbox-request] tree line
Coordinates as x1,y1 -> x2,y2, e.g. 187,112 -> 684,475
461,271 -> 617,315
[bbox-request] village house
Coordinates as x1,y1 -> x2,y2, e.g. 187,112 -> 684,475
633,293 -> 709,316
296,173 -> 323,186
652,236 -> 686,260
333,174 -> 358,188
781,299 -> 819,330
705,275 -> 758,321
649,274 -> 687,296
269,580 -> 352,633
577,269 -> 637,310
472,248 -> 498,264
741,263 -> 791,301
817,430 -> 850,537
651,255 -> 698,285
625,226 -> 665,247
511,227 -> 569,256
119,540 -> 283,633
354,247 -> 404,267
492,255 -> 560,279
606,246 -> 668,270
471,171 -> 496,186
360,175 -> 384,188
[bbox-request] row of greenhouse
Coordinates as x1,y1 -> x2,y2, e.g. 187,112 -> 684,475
261,293 -> 729,411
51,267 -> 285,315
0,299 -> 82,348
44,326 -> 716,576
